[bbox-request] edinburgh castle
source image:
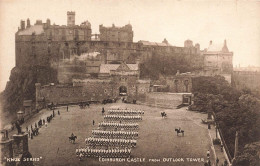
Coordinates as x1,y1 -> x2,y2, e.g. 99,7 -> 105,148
3,11 -> 235,114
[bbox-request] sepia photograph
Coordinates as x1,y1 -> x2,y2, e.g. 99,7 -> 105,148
0,0 -> 259,166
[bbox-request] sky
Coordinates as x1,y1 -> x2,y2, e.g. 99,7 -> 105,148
0,0 -> 260,91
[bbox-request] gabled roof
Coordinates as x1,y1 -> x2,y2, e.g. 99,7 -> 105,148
116,63 -> 130,71
127,64 -> 138,71
18,25 -> 44,35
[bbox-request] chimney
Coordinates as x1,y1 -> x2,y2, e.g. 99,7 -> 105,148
46,19 -> 51,27
210,40 -> 212,45
26,18 -> 30,28
35,20 -> 42,25
224,39 -> 227,46
20,20 -> 25,30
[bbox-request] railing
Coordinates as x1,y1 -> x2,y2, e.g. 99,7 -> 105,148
212,112 -> 233,163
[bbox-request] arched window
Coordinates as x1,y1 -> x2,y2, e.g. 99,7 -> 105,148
184,80 -> 189,92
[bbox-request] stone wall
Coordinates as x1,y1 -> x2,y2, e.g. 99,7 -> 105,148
166,75 -> 192,93
0,139 -> 14,166
36,76 -> 151,105
232,71 -> 260,94
143,92 -> 186,109
12,134 -> 29,157
0,133 -> 29,166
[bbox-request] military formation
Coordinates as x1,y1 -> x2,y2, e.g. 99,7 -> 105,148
76,108 -> 144,160
85,137 -> 137,147
108,109 -> 144,115
104,115 -> 142,121
92,130 -> 138,139
76,147 -> 131,158
98,122 -> 139,129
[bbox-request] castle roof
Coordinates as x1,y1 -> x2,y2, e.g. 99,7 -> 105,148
138,40 -> 172,47
18,25 -> 44,35
206,40 -> 229,53
99,63 -> 138,74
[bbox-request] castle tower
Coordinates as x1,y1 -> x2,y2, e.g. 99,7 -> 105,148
67,11 -> 75,26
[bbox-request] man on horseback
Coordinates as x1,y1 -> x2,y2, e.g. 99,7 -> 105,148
175,127 -> 185,136
69,133 -> 77,143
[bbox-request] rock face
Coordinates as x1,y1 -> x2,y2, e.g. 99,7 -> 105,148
1,66 -> 57,122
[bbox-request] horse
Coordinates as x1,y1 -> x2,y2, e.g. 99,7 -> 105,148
175,128 -> 184,136
161,112 -> 167,118
69,135 -> 77,143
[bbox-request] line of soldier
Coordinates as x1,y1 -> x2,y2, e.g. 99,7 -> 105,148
76,147 -> 131,159
99,122 -> 139,129
104,115 -> 142,121
85,137 -> 137,147
92,130 -> 138,138
108,109 -> 144,115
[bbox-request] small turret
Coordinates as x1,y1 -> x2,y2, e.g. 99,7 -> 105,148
195,43 -> 200,50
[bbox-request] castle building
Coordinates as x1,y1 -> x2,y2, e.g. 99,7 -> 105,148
202,40 -> 233,83
204,40 -> 233,73
14,12 -> 236,105
15,12 -> 202,71
99,24 -> 133,42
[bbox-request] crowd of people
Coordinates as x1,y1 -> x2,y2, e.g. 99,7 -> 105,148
104,115 -> 142,121
92,130 -> 138,139
98,122 -> 139,129
26,110 -> 59,139
76,147 -> 131,159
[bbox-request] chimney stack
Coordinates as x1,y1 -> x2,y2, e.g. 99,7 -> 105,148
46,19 -> 51,27
20,20 -> 25,30
26,18 -> 30,28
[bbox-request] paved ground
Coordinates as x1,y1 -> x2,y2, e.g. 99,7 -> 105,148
16,103 -> 217,166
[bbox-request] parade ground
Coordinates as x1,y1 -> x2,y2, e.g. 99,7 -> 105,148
23,103 -> 214,166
